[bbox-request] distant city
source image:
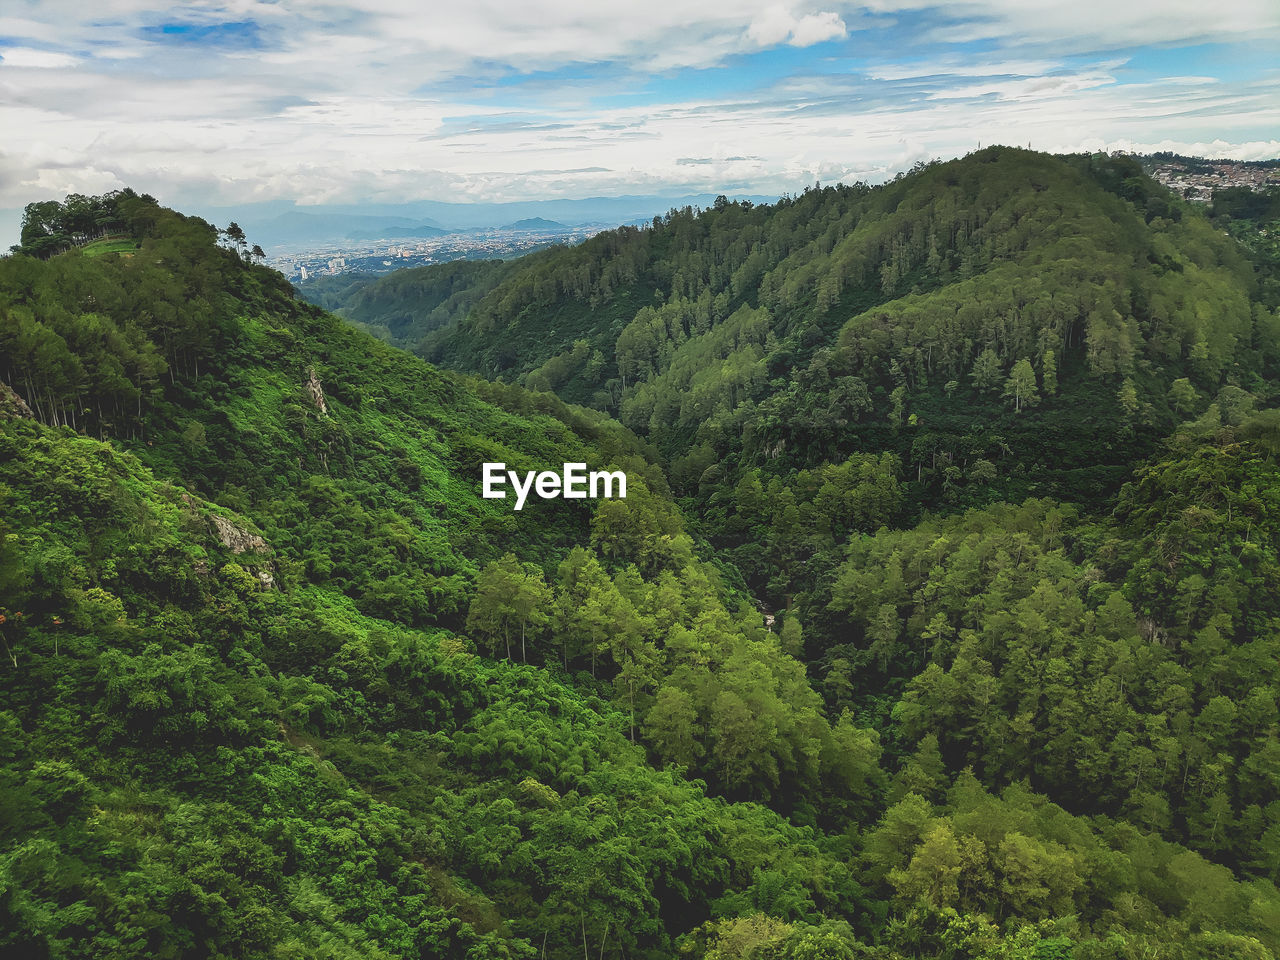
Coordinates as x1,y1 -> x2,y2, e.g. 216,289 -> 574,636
268,224 -> 602,281
1149,157 -> 1280,202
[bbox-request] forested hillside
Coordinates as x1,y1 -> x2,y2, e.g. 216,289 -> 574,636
410,150 -> 1264,416
5,173 -> 1280,959
1212,185 -> 1280,310
322,147 -> 1280,656
299,258 -> 519,351
320,151 -> 1277,523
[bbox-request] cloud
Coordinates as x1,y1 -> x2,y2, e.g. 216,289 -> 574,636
863,0 -> 1280,52
788,11 -> 848,46
0,47 -> 80,68
748,6 -> 847,47
0,0 -> 1277,225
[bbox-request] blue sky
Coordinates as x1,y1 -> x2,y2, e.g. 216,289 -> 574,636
1,0 -> 1278,224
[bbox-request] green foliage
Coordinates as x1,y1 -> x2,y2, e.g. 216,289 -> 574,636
6,172 -> 1280,960
1003,359 -> 1040,413
0,409 -> 860,960
12,190 -> 146,258
466,553 -> 550,662
365,151 -> 1272,642
298,258 -> 517,351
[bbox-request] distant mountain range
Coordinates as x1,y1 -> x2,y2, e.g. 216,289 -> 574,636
229,212 -> 450,246
346,224 -> 452,241
499,217 -> 568,231
183,193 -> 779,249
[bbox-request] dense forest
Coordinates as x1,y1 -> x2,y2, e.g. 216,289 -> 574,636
4,150 -> 1280,958
299,258 -> 520,350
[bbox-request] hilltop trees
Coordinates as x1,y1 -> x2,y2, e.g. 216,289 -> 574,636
11,190 -> 142,257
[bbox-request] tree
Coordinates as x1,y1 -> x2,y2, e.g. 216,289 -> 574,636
466,553 -> 550,661
1041,349 -> 1057,397
971,349 -> 1002,394
823,710 -> 882,810
555,548 -> 632,675
1169,377 -> 1200,416
890,821 -> 966,910
222,222 -> 247,256
512,565 -> 551,663
709,689 -> 772,793
1117,378 -> 1140,435
606,590 -> 658,740
18,200 -> 69,256
889,385 -> 908,430
1003,358 -> 1039,413
646,685 -> 702,767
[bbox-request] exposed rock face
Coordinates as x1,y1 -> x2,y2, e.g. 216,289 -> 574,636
0,382 -> 35,420
209,513 -> 271,555
178,491 -> 273,583
305,366 -> 329,415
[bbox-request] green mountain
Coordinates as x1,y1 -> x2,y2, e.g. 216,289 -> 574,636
5,171 -> 1280,960
317,148 -> 1279,600
426,149 -> 1258,394
298,258 -> 520,351
0,192 -> 867,957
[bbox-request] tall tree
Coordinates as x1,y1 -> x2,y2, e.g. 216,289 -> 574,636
466,553 -> 550,661
1003,358 -> 1040,412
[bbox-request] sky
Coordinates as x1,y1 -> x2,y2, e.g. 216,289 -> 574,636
2,0 -> 1279,230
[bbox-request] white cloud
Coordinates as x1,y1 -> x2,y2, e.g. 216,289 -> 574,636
0,17 -> 66,45
0,47 -> 80,68
864,0 -> 1280,51
787,11 -> 847,46
748,6 -> 847,47
746,5 -> 797,46
0,0 -> 1277,221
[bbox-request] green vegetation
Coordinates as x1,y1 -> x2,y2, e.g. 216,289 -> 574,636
81,238 -> 139,258
299,258 -> 519,351
5,151 -> 1280,959
353,152 -> 1279,612
1212,186 -> 1280,310
10,191 -> 138,258
329,152 -> 1272,526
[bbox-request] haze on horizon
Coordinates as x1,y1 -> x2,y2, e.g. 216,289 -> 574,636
2,0 -> 1279,240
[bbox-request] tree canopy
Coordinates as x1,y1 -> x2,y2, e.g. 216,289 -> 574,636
6,157 -> 1280,959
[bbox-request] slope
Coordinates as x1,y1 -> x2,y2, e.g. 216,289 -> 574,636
329,152 -> 1270,522
298,257 -> 518,352
6,188 -> 1280,960
399,150 -> 1275,603
0,190 -> 883,957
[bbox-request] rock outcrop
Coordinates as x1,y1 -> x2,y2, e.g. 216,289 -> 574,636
209,513 -> 271,555
305,366 -> 329,416
0,382 -> 35,420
